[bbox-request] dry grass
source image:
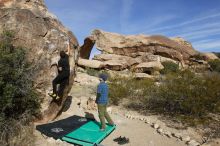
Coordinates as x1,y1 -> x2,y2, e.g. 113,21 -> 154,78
0,113 -> 35,146
109,70 -> 220,139
108,76 -> 154,105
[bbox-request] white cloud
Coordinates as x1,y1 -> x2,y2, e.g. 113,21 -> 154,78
120,0 -> 134,32
146,11 -> 220,33
181,28 -> 220,40
125,14 -> 177,34
140,10 -> 220,52
193,39 -> 220,52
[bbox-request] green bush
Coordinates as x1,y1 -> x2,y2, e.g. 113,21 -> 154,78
0,31 -> 40,145
0,116 -> 35,146
213,52 -> 220,58
145,70 -> 220,118
192,53 -> 205,60
209,59 -> 220,72
108,76 -> 154,105
85,67 -> 100,77
85,67 -> 111,80
0,31 -> 40,119
160,61 -> 179,74
108,68 -> 220,128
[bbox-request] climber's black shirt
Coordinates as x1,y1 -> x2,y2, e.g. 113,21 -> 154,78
58,54 -> 70,76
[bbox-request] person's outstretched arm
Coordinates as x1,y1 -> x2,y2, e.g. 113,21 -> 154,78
50,63 -> 57,68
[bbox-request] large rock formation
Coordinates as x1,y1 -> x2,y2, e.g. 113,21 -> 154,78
201,52 -> 219,61
78,58 -> 103,69
87,29 -> 197,61
79,29 -> 200,74
134,61 -> 164,75
0,0 -> 79,122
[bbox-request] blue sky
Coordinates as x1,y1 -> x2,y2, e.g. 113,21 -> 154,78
45,0 -> 220,58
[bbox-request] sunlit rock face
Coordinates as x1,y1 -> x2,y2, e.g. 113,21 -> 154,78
0,0 -> 79,122
79,29 -> 200,72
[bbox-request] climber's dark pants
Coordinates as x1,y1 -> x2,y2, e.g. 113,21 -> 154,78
52,72 -> 69,96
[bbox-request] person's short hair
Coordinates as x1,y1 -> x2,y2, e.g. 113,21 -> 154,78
99,73 -> 108,81
60,51 -> 66,58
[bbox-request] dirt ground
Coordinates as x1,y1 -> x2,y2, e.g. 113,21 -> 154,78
34,73 -> 220,146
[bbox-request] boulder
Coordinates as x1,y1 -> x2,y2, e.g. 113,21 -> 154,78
171,37 -> 193,48
80,37 -> 95,59
78,58 -> 103,69
89,29 -> 198,62
152,123 -> 160,129
134,73 -> 154,79
160,56 -> 178,63
94,54 -> 138,70
181,136 -> 191,142
134,54 -> 178,64
74,72 -> 99,86
79,29 -> 205,73
103,60 -> 125,71
93,53 -> 178,72
201,53 -> 219,61
0,0 -> 79,122
134,61 -> 164,74
187,140 -> 200,146
94,53 -> 136,65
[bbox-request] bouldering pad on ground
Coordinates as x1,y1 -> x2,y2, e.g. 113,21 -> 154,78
36,115 -> 116,146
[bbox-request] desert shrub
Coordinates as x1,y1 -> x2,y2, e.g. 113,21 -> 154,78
208,59 -> 220,72
0,31 -> 40,118
85,67 -> 111,79
85,67 -> 100,77
108,76 -> 154,105
0,115 -> 35,146
108,77 -> 128,105
145,70 -> 220,118
213,52 -> 220,58
99,70 -> 111,80
192,53 -> 205,60
160,61 -> 179,74
0,31 -> 40,145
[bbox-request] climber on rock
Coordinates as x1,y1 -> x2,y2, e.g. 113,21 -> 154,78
48,41 -> 71,100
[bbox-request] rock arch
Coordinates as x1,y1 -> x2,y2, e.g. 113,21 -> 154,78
80,37 -> 96,59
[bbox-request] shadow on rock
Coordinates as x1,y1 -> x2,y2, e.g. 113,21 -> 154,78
55,96 -> 73,119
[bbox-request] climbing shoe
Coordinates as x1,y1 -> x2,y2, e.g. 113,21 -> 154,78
114,136 -> 130,144
48,93 -> 57,98
113,136 -> 122,142
55,96 -> 61,100
118,137 -> 130,145
99,128 -> 106,132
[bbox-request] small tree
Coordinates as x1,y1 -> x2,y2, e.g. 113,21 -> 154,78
0,31 -> 40,119
213,52 -> 220,58
160,61 -> 179,74
209,59 -> 220,73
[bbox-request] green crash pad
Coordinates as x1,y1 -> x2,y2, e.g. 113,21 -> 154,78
62,120 -> 116,146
